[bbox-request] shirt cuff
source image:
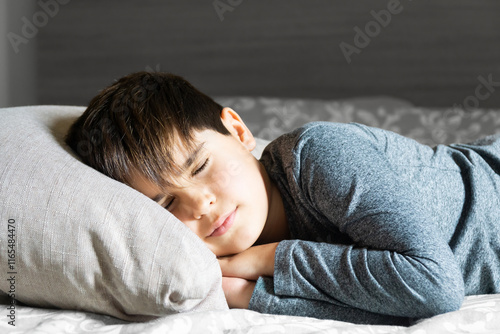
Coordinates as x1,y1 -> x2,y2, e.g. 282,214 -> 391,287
248,276 -> 277,313
273,239 -> 297,297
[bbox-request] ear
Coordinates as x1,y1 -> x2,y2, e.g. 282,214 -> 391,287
220,107 -> 256,151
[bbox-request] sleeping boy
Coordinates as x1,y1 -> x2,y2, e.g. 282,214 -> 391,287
66,71 -> 500,325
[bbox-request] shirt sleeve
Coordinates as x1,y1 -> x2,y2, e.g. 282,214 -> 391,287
250,276 -> 413,325
250,122 -> 464,322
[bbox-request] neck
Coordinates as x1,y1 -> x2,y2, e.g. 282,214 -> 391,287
256,163 -> 289,245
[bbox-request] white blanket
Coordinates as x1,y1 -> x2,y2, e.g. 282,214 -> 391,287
2,294 -> 500,333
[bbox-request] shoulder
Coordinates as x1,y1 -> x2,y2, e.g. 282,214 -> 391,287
278,121 -> 387,160
294,121 -> 382,151
265,121 -> 380,151
260,122 -> 387,174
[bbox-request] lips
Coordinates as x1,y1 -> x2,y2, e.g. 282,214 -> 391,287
209,208 -> 237,237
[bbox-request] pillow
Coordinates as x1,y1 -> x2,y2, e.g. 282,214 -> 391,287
0,106 -> 230,321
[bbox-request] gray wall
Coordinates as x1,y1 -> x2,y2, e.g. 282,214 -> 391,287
0,1 -> 8,107
0,1 -> 37,108
3,1 -> 500,108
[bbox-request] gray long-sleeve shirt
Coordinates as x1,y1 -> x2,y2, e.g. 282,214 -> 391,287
249,122 -> 500,325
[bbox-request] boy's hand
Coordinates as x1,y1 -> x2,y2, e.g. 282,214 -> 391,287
222,277 -> 255,309
218,242 -> 278,308
218,242 -> 278,280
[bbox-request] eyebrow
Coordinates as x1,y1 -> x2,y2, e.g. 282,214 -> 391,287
151,142 -> 206,204
183,142 -> 206,170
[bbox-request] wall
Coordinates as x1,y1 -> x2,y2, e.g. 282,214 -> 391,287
0,1 -> 8,107
14,1 -> 500,108
0,1 -> 37,108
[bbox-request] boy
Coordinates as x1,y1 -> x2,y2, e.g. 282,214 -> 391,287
66,72 -> 500,326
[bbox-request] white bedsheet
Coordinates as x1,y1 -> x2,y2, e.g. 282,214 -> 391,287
2,294 -> 500,333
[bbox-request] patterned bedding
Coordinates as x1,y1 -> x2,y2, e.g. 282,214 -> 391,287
2,97 -> 499,334
2,294 -> 500,333
216,96 -> 500,146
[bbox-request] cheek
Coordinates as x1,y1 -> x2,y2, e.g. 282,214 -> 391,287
210,159 -> 245,192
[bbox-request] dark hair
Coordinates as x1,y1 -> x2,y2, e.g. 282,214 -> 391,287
65,71 -> 230,189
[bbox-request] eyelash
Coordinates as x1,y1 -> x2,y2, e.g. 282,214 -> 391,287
193,158 -> 210,176
163,158 -> 210,210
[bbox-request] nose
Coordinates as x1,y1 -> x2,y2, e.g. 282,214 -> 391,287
188,189 -> 216,220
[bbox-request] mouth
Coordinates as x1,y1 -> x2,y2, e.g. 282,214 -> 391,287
209,208 -> 237,237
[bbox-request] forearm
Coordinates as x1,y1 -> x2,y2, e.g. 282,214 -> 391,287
249,276 -> 412,326
273,240 -> 464,318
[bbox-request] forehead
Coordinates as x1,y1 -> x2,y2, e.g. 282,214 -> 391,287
151,129 -> 217,188
167,128 -> 207,163
170,128 -> 217,166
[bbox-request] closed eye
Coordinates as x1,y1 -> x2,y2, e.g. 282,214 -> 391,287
193,158 -> 210,176
160,158 -> 210,210
163,197 -> 175,210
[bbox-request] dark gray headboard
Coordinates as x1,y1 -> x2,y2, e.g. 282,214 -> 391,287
35,0 -> 500,108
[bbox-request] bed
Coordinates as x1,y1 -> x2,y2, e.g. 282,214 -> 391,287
1,96 -> 500,334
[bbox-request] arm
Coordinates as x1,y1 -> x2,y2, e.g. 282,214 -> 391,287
218,242 -> 278,308
254,123 -> 464,319
251,276 -> 413,325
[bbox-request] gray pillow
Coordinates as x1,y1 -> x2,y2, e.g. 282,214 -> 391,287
0,106 -> 228,321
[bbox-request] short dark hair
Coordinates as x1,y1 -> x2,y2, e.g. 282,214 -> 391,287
65,71 -> 230,189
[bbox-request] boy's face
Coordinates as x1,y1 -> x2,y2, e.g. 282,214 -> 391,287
129,108 -> 272,256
